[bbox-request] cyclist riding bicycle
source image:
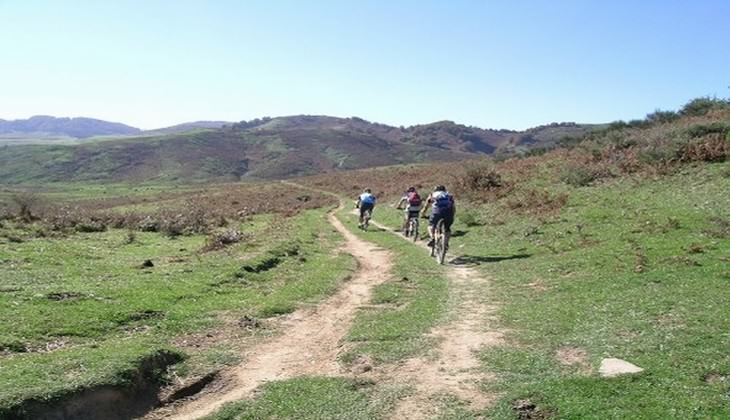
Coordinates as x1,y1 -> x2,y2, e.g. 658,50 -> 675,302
355,188 -> 377,228
395,186 -> 423,233
420,185 -> 455,247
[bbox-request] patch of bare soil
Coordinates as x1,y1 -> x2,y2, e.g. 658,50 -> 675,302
555,346 -> 587,366
513,398 -> 555,420
387,265 -> 503,419
526,279 -> 550,293
702,372 -> 728,384
7,350 -> 182,420
555,346 -> 591,374
144,206 -> 393,419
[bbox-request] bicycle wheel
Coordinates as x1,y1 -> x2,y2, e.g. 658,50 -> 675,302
435,220 -> 447,264
429,230 -> 436,257
411,218 -> 419,242
363,210 -> 371,230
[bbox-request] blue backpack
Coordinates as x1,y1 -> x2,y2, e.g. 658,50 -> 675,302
360,193 -> 375,205
434,192 -> 453,209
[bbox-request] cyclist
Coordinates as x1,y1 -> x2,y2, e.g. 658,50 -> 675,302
395,186 -> 423,234
355,188 -> 377,228
420,185 -> 455,247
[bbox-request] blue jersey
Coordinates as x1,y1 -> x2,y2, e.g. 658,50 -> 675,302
430,191 -> 453,214
359,193 -> 376,205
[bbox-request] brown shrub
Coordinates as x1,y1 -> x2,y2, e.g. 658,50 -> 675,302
678,134 -> 729,163
601,146 -> 645,174
43,206 -> 87,231
11,192 -> 42,223
452,163 -> 514,203
201,229 -> 249,252
559,157 -> 614,186
157,202 -> 210,237
0,204 -> 14,222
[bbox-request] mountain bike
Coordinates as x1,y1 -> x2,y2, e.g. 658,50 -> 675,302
429,219 -> 448,264
404,213 -> 419,242
360,209 -> 372,230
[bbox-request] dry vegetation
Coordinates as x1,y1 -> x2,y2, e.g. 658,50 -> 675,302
0,182 -> 336,240
304,97 -> 729,218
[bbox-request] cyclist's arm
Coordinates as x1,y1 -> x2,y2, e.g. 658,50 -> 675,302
420,197 -> 433,217
395,197 -> 407,209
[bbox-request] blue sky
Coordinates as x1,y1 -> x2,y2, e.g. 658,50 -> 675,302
0,0 -> 728,129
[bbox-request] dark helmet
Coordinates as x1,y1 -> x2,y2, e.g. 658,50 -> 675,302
364,188 -> 371,193
434,185 -> 446,192
407,186 -> 416,192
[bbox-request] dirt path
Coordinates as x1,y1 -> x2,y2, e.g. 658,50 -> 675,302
145,206 -> 393,419
369,219 -> 503,419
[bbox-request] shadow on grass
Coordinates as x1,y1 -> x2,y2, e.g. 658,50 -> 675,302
449,254 -> 532,265
360,225 -> 388,233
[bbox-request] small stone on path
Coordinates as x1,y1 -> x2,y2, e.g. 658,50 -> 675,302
599,358 -> 644,377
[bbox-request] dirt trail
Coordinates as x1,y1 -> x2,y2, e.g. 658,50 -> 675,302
145,206 -> 393,419
369,219 -> 503,419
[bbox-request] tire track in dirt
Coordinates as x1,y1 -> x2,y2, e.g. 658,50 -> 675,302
145,205 -> 393,420
368,219 -> 504,419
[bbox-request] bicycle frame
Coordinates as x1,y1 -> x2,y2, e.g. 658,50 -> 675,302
430,219 -> 448,264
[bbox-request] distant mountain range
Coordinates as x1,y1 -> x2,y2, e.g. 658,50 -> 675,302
0,115 -> 141,138
0,116 -> 236,139
0,115 -> 601,184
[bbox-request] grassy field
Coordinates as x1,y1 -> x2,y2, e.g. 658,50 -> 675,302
1,103 -> 727,418
199,201 -> 455,419
336,206 -> 450,364
0,187 -> 355,416
467,163 -> 730,419
208,376 -> 405,420
357,162 -> 729,419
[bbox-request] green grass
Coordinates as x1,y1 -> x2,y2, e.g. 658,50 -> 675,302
438,162 -> 730,419
0,207 -> 356,412
0,182 -> 191,203
204,203 -> 447,420
336,206 -> 450,364
326,163 -> 729,418
207,376 -> 405,420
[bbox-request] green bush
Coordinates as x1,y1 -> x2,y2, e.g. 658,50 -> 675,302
561,166 -> 597,186
460,209 -> 483,227
680,97 -> 730,117
686,122 -> 730,138
646,109 -> 680,124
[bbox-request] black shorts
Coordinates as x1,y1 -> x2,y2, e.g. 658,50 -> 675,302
429,210 -> 454,232
359,202 -> 374,218
406,210 -> 420,219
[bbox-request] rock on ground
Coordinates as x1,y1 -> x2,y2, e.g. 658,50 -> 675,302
599,358 -> 644,377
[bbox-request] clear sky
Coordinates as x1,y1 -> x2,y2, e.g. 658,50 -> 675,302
1,0 -> 728,130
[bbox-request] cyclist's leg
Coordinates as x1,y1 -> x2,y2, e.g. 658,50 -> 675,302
358,205 -> 367,225
444,211 -> 455,248
363,203 -> 373,221
428,213 -> 442,246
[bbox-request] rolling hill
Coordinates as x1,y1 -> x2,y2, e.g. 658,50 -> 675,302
0,115 -> 141,139
141,121 -> 232,136
0,117 -> 474,183
0,115 -> 601,184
